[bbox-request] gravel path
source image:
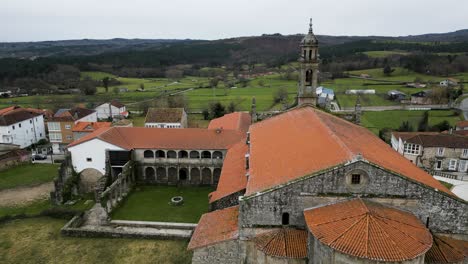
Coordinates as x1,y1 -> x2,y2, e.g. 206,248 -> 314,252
0,182 -> 54,207
435,176 -> 468,201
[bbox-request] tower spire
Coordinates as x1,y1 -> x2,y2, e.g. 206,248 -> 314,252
309,18 -> 313,33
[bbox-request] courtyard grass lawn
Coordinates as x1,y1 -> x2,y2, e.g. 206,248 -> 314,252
0,163 -> 59,190
111,186 -> 213,223
0,217 -> 192,264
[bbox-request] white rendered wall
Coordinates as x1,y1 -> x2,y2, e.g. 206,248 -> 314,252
95,104 -> 126,119
0,115 -> 46,148
68,138 -> 124,174
75,112 -> 98,123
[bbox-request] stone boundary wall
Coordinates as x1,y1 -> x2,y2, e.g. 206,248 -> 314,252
209,189 -> 245,211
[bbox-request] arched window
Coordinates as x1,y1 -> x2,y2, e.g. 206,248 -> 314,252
143,150 -> 154,158
305,70 -> 312,85
282,212 -> 290,225
155,150 -> 165,158
201,151 -> 211,159
190,151 -> 200,159
213,151 -> 223,159
178,150 -> 188,159
179,168 -> 188,181
167,150 -> 177,158
145,167 -> 155,180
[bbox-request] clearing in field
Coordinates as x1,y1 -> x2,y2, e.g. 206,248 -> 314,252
111,186 -> 212,223
0,164 -> 59,190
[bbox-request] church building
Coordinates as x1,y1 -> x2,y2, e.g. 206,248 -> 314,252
187,21 -> 468,264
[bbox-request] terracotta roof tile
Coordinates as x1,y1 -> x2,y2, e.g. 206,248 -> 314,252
457,120 -> 468,129
145,108 -> 185,123
0,107 -> 43,126
110,100 -> 125,108
304,199 -> 433,262
188,206 -> 239,250
72,122 -> 111,132
67,126 -> 243,150
425,235 -> 468,263
208,112 -> 251,133
246,106 -> 453,197
209,141 -> 248,203
254,228 -> 308,259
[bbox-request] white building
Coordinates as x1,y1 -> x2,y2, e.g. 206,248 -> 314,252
95,101 -> 128,120
0,106 -> 46,148
144,108 -> 187,128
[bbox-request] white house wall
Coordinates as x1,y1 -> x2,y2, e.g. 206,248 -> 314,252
68,138 -> 125,174
0,115 -> 46,148
75,112 -> 98,124
95,104 -> 126,119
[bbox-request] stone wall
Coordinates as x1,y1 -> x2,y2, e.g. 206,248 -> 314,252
209,189 -> 245,211
239,161 -> 468,235
192,240 -> 240,264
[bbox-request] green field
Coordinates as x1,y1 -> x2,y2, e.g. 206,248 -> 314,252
0,164 -> 59,190
0,218 -> 192,264
362,110 -> 462,134
111,186 -> 213,223
362,51 -> 410,58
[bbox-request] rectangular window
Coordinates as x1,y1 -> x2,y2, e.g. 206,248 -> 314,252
459,160 -> 468,172
351,174 -> 361,184
66,135 -> 72,140
48,122 -> 61,131
49,132 -> 62,142
86,158 -> 92,162
404,144 -> 420,155
19,123 -> 21,128
435,160 -> 442,170
30,120 -> 32,124
12,125 -> 15,130
462,149 -> 468,158
65,124 -> 71,129
448,159 -> 457,171
437,147 -> 445,157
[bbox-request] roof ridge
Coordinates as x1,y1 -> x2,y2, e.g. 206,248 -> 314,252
314,110 -> 357,159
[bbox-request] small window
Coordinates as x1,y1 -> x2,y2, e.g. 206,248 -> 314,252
282,213 -> 290,225
12,125 -> 15,130
30,120 -> 32,123
65,124 -> 71,129
437,148 -> 445,157
86,158 -> 92,162
462,149 -> 468,158
448,159 -> 457,171
435,160 -> 442,170
66,135 -> 72,140
458,160 -> 468,172
351,174 -> 361,184
19,123 -> 22,128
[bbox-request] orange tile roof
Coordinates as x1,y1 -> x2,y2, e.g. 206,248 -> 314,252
72,122 -> 111,132
188,206 -> 239,250
0,106 -> 15,115
246,106 -> 453,197
456,120 -> 468,129
209,141 -> 248,203
67,126 -> 243,150
208,112 -> 251,133
254,228 -> 308,259
425,235 -> 468,263
304,199 -> 433,262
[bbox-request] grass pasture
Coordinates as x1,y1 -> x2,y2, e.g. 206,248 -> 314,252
0,164 -> 59,190
362,51 -> 410,58
111,186 -> 213,223
361,110 -> 462,134
0,218 -> 192,264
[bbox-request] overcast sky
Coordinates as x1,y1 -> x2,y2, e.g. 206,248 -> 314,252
1,0 -> 467,42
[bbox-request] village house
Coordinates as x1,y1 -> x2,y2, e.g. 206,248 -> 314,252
391,131 -> 468,180
411,90 -> 432,104
440,78 -> 459,87
72,121 -> 111,140
315,86 -> 334,107
95,100 -> 128,120
144,108 -> 188,128
0,106 -> 46,148
387,90 -> 407,101
48,107 -> 97,154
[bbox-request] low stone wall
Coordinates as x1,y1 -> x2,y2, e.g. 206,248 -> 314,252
209,189 -> 245,211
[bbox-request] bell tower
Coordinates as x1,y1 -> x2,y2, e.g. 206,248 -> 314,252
298,18 -> 319,106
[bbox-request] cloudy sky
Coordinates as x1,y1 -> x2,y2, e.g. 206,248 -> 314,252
1,0 -> 467,42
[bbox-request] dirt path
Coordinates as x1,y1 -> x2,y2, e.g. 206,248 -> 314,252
0,182 -> 54,207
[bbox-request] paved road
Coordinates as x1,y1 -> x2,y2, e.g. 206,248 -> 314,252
0,182 -> 54,206
434,176 -> 468,201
